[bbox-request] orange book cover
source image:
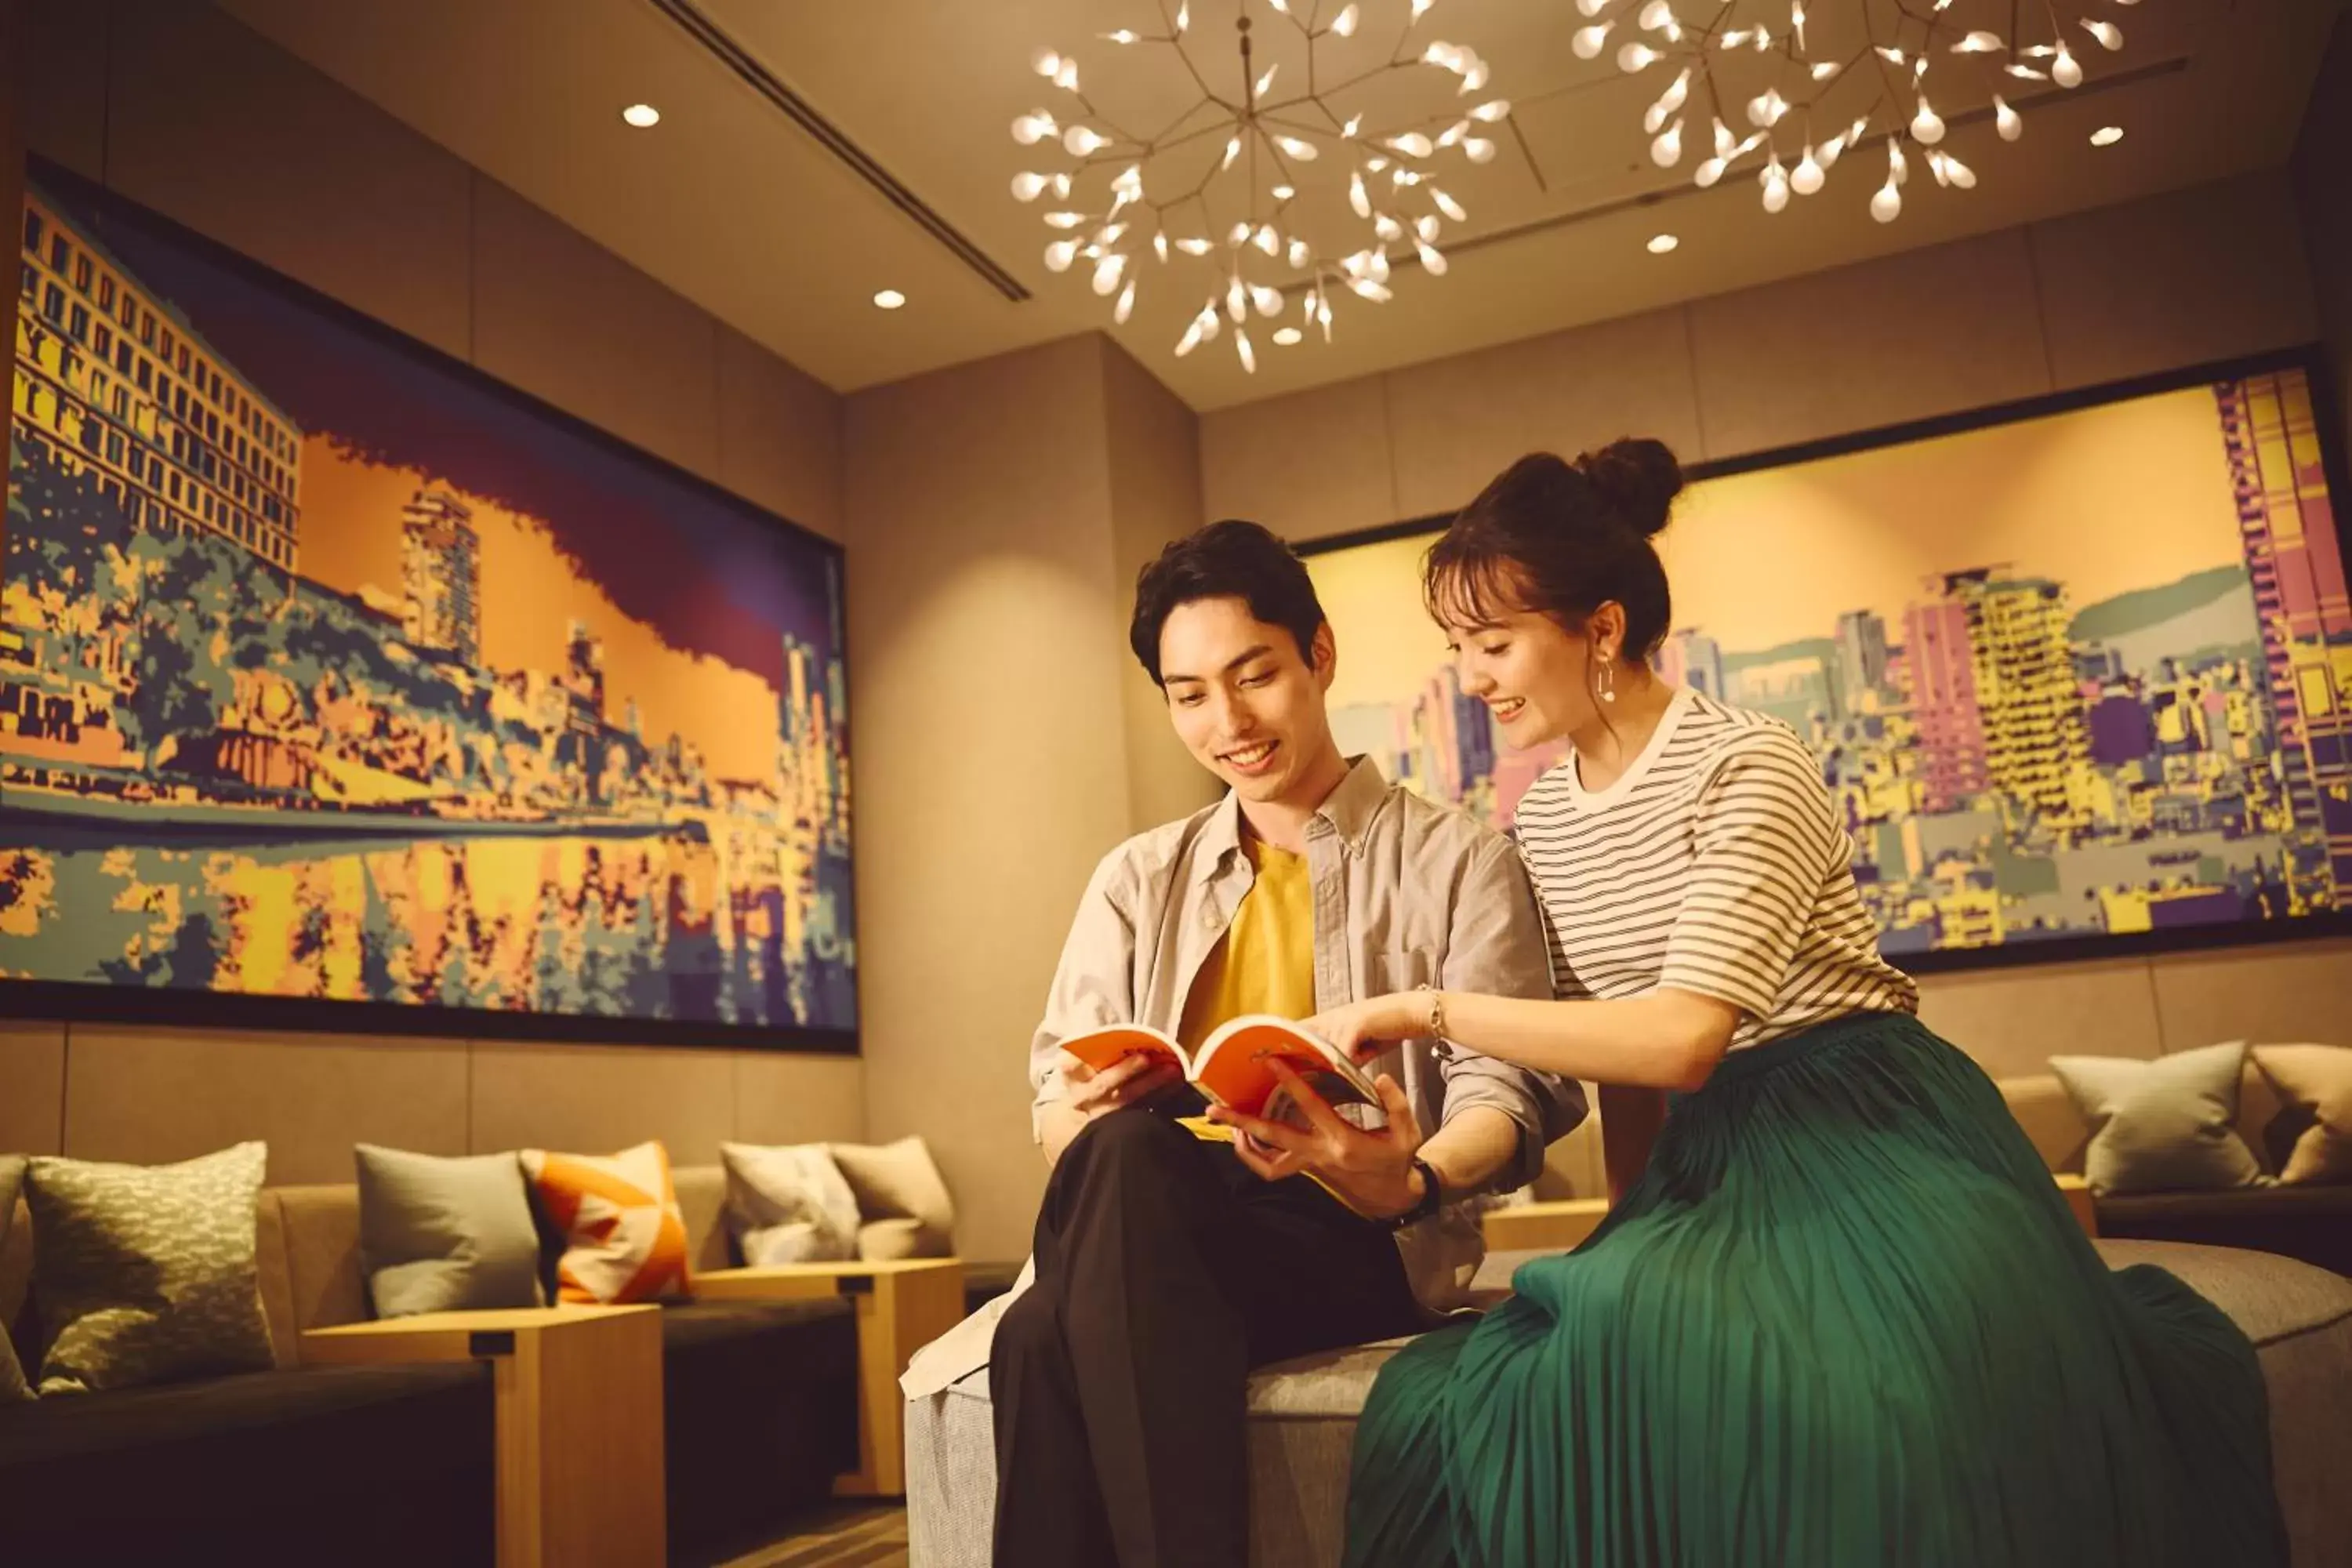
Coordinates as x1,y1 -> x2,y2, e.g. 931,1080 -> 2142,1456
1059,1014 -> 1378,1124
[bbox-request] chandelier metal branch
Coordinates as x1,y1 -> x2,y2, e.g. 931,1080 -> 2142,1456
1008,0 -> 1512,372
1595,0 -> 2140,223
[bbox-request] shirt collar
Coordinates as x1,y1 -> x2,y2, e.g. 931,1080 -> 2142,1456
1192,755 -> 1389,884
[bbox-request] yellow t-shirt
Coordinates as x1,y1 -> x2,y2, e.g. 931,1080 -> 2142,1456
1178,833 -> 1317,1049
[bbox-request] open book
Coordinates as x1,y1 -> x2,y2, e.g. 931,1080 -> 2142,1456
1060,1014 -> 1382,1129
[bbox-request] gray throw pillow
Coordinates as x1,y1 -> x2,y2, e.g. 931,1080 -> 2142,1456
0,1155 -> 32,1403
355,1145 -> 546,1318
2050,1041 -> 2270,1197
25,1142 -> 274,1395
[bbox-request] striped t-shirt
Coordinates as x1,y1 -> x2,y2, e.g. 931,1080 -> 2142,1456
1514,686 -> 1917,1050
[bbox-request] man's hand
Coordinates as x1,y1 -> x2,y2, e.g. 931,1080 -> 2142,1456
1038,1051 -> 1182,1165
1205,1060 -> 1425,1219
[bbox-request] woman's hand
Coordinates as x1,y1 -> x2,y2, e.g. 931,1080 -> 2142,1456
1305,991 -> 1436,1065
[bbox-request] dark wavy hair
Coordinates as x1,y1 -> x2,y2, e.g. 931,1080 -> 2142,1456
1129,518 -> 1327,687
1422,439 -> 1685,662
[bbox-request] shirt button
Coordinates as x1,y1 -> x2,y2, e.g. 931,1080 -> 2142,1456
1200,906 -> 1219,928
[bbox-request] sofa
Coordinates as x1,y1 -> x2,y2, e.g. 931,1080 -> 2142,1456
0,1163 -> 860,1568
2000,1066 -> 2352,1276
907,1236 -> 2352,1568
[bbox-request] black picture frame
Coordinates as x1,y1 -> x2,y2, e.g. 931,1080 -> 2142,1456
4,155 -> 859,1053
1298,344 -> 2352,977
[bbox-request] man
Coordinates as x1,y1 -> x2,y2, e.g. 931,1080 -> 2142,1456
986,518 -> 1585,1567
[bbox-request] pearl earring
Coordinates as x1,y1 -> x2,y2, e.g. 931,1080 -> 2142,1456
1599,660 -> 1618,704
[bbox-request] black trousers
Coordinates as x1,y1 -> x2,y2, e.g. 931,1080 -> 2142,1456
991,1098 -> 1427,1568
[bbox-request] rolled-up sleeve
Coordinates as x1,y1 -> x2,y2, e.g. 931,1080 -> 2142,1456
1436,833 -> 1588,1189
1027,846 -> 1139,1141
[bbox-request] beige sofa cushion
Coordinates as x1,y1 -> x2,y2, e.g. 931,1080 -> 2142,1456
672,1164 -> 732,1274
2001,1062 -> 2288,1178
0,1162 -> 31,1401
1999,1076 -> 2092,1172
274,1184 -> 369,1345
253,1191 -> 299,1369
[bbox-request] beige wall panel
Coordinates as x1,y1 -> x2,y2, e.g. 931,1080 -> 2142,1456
1386,307 -> 1705,517
734,1053 -> 868,1148
1104,340 -> 1221,836
100,0 -> 473,359
1914,956 -> 2164,1080
717,321 -> 844,542
1688,228 -> 2050,460
0,1022 -> 66,1156
845,336 -> 1126,1263
62,1026 -> 466,1183
2148,938 -> 2352,1054
2031,172 -> 2321,391
1201,376 -> 1399,543
471,176 -> 720,480
469,1040 -> 737,1168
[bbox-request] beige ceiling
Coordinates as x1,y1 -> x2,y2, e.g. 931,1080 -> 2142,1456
221,0 -> 2347,411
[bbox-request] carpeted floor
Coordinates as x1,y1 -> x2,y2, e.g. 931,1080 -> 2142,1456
713,1503 -> 909,1567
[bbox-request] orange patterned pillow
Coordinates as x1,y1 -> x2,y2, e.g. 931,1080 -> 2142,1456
521,1141 -> 691,1304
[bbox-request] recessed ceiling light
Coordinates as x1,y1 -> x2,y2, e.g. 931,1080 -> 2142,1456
1272,327 -> 1303,347
2090,125 -> 2124,147
622,103 -> 661,129
1647,233 -> 1679,254
873,289 -> 907,310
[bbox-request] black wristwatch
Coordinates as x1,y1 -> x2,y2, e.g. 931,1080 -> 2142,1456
1384,1156 -> 1444,1231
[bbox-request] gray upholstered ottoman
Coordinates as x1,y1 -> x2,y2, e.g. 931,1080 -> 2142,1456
906,1240 -> 2352,1568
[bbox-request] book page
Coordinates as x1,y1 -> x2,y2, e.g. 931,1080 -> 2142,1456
1194,1019 -> 1374,1122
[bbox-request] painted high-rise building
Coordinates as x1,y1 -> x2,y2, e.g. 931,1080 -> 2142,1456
1900,597 -> 1988,813
400,489 -> 481,666
1946,570 -> 2090,832
2219,370 -> 2352,892
564,619 -> 605,726
1658,627 -> 1726,701
1837,610 -> 1891,706
15,189 -> 303,572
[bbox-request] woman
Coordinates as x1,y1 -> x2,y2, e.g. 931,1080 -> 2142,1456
1297,443 -> 2284,1566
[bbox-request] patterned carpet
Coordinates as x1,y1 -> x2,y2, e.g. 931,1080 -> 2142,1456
715,1504 -> 909,1568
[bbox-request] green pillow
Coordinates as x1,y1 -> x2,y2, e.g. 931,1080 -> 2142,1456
0,1155 -> 32,1403
25,1142 -> 274,1395
355,1145 -> 546,1318
2050,1042 -> 2270,1197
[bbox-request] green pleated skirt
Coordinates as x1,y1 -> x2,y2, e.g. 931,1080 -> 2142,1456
1344,1012 -> 2286,1568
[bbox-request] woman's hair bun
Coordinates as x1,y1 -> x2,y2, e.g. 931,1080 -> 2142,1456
1574,437 -> 1683,539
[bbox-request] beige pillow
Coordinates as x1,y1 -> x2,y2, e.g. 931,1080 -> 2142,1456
720,1142 -> 862,1265
828,1137 -> 955,1259
25,1142 -> 275,1395
2050,1042 -> 2270,1197
2252,1044 -> 2352,1185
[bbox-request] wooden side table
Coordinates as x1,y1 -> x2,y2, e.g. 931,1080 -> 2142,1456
1481,1196 -> 1609,1255
695,1258 -> 965,1496
303,1305 -> 666,1568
